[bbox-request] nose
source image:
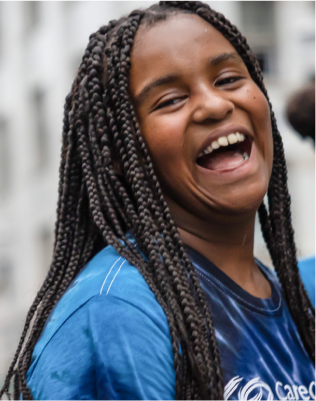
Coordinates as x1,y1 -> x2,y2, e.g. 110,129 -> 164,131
192,85 -> 234,124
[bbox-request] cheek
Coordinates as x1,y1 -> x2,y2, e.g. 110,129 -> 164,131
139,114 -> 185,163
258,98 -> 273,170
254,95 -> 272,133
247,87 -> 273,167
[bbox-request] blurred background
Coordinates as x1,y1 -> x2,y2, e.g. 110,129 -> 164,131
0,1 -> 314,386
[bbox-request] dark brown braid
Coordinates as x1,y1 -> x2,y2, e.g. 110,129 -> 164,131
1,2 -> 314,400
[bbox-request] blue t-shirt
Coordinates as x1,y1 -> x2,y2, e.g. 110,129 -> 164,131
27,235 -> 315,400
298,255 -> 315,307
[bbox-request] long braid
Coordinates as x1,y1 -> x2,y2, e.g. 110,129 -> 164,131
82,20 -> 191,398
1,2 -> 314,400
128,98 -> 224,395
105,16 -> 210,396
110,15 -> 226,398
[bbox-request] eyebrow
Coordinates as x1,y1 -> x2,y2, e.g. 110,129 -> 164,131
208,52 -> 243,66
134,52 -> 243,105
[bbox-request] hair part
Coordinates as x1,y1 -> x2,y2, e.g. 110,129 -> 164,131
1,2 -> 314,400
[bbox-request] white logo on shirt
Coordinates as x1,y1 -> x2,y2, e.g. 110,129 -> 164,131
224,376 -> 316,400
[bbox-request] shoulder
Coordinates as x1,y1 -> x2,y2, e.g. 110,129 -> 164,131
298,255 -> 315,306
28,243 -> 168,374
297,255 -> 315,285
27,244 -> 175,399
298,255 -> 315,275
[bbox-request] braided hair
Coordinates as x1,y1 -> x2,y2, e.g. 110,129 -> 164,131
1,2 -> 314,400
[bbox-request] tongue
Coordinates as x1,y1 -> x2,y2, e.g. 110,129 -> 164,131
200,149 -> 245,171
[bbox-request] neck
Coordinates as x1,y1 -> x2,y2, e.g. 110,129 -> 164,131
167,199 -> 271,298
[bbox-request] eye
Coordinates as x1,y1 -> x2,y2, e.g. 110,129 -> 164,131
153,96 -> 186,111
215,76 -> 243,87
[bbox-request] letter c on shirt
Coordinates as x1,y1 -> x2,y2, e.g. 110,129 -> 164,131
309,382 -> 315,400
275,382 -> 287,400
298,385 -> 310,400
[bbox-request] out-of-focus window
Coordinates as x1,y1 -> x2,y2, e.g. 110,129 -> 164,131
242,1 -> 275,32
38,226 -> 53,280
241,1 -> 276,76
0,257 -> 12,296
32,88 -> 49,170
64,0 -> 78,6
71,53 -> 83,80
0,3 -> 3,60
0,118 -> 11,196
25,1 -> 40,31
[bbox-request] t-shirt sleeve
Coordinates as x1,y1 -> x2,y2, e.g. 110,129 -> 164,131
27,294 -> 176,400
298,256 -> 315,307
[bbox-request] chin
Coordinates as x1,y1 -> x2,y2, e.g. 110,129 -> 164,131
217,187 -> 268,216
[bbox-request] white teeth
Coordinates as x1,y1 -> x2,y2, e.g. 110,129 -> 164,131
227,133 -> 238,144
243,152 -> 249,160
236,133 -> 245,142
218,137 -> 229,146
197,132 -> 247,159
211,140 -> 220,149
203,146 -> 213,155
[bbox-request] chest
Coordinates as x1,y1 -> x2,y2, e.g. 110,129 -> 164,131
194,266 -> 315,400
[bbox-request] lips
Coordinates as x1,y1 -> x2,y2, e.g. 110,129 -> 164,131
195,126 -> 253,172
197,136 -> 252,171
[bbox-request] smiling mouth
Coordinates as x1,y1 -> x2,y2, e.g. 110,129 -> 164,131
196,134 -> 252,171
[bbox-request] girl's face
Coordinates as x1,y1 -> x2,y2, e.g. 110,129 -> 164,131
129,14 -> 273,221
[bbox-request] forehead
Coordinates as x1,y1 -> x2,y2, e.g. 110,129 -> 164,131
130,13 -> 238,89
133,13 -> 235,54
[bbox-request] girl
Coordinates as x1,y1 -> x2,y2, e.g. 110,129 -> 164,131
1,2 -> 314,400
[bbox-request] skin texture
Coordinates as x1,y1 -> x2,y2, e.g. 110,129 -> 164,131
129,14 -> 273,298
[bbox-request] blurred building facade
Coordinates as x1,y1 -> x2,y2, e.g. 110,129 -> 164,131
0,1 -> 314,384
